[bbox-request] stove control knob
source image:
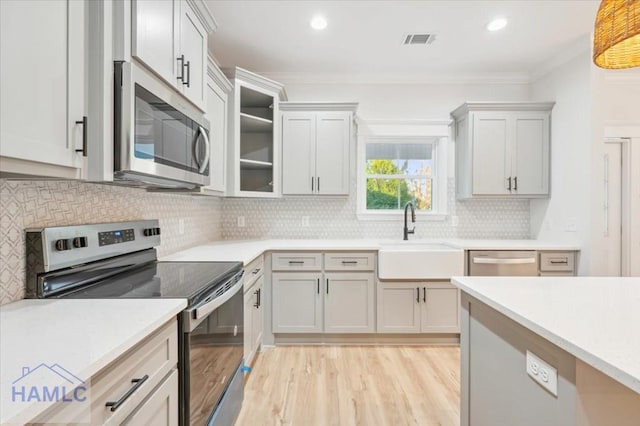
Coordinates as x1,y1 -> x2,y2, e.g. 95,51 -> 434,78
72,236 -> 88,248
143,227 -> 161,236
55,239 -> 71,251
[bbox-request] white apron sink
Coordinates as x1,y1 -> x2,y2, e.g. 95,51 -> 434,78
378,242 -> 464,279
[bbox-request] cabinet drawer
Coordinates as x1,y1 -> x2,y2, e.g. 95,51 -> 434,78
324,253 -> 375,271
33,320 -> 178,425
272,252 -> 322,271
539,252 -> 575,273
244,255 -> 264,292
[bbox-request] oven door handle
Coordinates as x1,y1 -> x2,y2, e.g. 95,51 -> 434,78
186,272 -> 244,331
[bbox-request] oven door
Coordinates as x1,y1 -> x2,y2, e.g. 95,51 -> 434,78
182,273 -> 244,426
114,61 -> 210,188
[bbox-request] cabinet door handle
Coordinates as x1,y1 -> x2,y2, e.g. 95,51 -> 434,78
105,375 -> 149,412
254,288 -> 259,308
549,259 -> 569,265
75,116 -> 87,157
184,60 -> 191,87
423,287 -> 426,303
507,177 -> 512,191
416,287 -> 420,303
326,278 -> 329,295
311,176 -> 314,192
317,278 -> 320,294
177,55 -> 185,82
317,177 -> 320,192
514,176 -> 518,191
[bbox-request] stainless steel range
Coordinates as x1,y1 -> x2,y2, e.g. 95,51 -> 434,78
26,220 -> 245,426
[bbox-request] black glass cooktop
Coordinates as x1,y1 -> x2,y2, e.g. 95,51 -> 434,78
58,261 -> 243,306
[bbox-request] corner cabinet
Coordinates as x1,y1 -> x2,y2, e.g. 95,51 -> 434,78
0,0 -> 86,179
131,0 -> 216,111
452,102 -> 555,199
280,103 -> 358,196
225,67 -> 286,197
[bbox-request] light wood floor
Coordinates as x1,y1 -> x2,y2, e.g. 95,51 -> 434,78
236,346 -> 460,426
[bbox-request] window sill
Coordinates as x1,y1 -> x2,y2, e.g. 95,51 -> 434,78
356,212 -> 448,222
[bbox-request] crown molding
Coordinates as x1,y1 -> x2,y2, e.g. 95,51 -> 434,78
260,71 -> 532,86
186,0 -> 218,34
207,56 -> 232,93
279,101 -> 359,112
223,66 -> 287,100
451,101 -> 555,119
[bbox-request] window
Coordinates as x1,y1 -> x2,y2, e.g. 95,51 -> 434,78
356,123 -> 449,220
365,142 -> 435,211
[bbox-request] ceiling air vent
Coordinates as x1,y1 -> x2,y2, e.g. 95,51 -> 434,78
402,33 -> 436,45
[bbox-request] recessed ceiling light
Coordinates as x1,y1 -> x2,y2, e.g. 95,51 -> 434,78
310,15 -> 327,31
486,18 -> 508,32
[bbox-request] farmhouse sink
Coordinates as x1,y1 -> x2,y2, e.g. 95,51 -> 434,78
378,242 -> 464,279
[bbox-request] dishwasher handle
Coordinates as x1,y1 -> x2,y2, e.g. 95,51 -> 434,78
473,257 -> 536,265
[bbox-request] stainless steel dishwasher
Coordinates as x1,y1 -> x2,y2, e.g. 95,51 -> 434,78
468,250 -> 538,276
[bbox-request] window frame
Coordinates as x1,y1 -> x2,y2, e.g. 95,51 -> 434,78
356,120 -> 450,221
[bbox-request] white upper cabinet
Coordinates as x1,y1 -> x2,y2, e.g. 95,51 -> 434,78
131,0 -> 216,111
225,67 -> 286,198
452,102 -> 554,199
131,0 -> 179,86
200,57 -> 232,195
0,0 -> 86,178
281,103 -> 357,196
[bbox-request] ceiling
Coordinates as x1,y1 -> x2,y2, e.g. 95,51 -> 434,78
205,0 -> 601,80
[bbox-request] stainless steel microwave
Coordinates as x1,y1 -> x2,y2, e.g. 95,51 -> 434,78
114,61 -> 210,189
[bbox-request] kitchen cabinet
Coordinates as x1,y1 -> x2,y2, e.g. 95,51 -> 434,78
195,57 -> 232,195
225,67 -> 286,197
271,252 -> 376,334
272,272 -> 323,333
0,0 -> 86,179
32,320 -> 179,425
131,0 -> 215,111
324,273 -> 375,333
452,102 -> 554,199
244,255 -> 264,367
377,282 -> 460,333
281,103 -> 358,195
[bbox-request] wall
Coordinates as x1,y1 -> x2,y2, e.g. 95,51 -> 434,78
223,80 -> 532,240
529,51 -> 593,275
0,179 -> 223,305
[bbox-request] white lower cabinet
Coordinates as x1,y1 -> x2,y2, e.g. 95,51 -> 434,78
272,272 -> 323,333
324,273 -> 375,333
377,282 -> 460,333
30,320 -> 179,425
244,274 -> 264,366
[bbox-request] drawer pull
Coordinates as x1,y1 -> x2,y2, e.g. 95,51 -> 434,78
341,261 -> 358,265
549,260 -> 569,265
288,261 -> 304,265
252,268 -> 261,275
105,374 -> 149,412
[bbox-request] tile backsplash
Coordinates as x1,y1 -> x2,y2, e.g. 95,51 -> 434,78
222,178 -> 530,240
0,179 -> 222,305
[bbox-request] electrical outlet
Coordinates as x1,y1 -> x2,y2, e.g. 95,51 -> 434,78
178,219 -> 185,235
526,350 -> 558,396
237,216 -> 245,227
302,216 -> 310,227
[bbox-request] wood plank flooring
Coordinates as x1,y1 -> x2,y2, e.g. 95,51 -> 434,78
236,346 -> 460,426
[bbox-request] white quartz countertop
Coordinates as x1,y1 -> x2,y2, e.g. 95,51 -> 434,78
451,276 -> 640,394
161,239 -> 580,264
0,298 -> 187,424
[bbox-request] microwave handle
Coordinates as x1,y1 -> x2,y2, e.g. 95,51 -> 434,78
198,126 -> 210,174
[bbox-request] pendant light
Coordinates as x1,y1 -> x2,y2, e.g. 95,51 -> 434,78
593,0 -> 640,69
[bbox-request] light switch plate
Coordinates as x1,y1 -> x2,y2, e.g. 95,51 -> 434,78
526,350 -> 558,397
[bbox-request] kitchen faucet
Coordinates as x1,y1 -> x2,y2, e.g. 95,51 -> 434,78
403,201 -> 416,240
